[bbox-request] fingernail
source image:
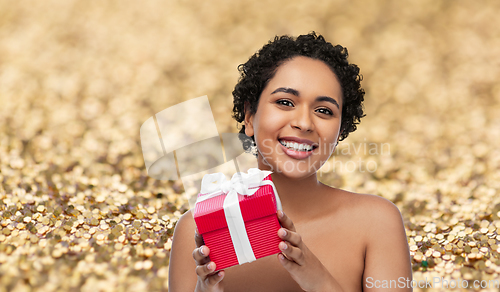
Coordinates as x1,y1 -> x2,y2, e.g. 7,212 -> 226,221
199,246 -> 205,255
280,211 -> 285,218
280,229 -> 287,237
280,242 -> 287,250
207,262 -> 214,270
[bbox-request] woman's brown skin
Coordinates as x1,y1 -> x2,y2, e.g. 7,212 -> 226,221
168,57 -> 412,291
190,229 -> 225,292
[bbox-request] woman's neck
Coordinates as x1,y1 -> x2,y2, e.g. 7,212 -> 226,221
257,159 -> 324,221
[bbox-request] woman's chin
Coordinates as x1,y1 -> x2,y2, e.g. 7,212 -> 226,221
270,165 -> 320,181
257,156 -> 322,179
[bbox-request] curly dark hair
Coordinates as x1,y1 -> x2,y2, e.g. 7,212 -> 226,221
232,32 -> 365,153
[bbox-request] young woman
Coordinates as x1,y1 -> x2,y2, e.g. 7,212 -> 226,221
169,32 -> 412,291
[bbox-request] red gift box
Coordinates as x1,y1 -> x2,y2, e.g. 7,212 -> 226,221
193,169 -> 282,270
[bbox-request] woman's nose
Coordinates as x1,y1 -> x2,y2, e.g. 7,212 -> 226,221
291,107 -> 314,132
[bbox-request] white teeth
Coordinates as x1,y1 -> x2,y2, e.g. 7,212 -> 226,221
279,140 -> 313,152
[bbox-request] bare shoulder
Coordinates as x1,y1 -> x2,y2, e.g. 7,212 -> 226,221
358,192 -> 402,218
328,187 -> 404,226
171,209 -> 197,248
168,209 -> 198,291
174,209 -> 196,237
360,193 -> 404,230
327,188 -> 412,288
171,208 -> 197,253
321,186 -> 407,246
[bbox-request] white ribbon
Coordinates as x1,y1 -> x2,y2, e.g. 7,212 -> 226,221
195,168 -> 282,265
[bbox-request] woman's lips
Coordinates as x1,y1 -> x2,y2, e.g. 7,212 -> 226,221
279,136 -> 318,147
279,142 -> 313,159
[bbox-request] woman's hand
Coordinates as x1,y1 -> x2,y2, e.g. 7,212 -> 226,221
193,229 -> 225,292
277,210 -> 342,292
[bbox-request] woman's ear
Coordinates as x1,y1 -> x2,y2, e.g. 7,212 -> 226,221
244,103 -> 254,137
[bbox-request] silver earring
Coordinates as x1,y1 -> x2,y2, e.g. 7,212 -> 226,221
250,142 -> 258,156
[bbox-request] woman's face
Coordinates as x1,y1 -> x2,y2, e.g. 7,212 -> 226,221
245,56 -> 343,180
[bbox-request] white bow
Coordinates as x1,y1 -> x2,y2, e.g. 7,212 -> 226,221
197,168 -> 274,202
195,168 -> 282,265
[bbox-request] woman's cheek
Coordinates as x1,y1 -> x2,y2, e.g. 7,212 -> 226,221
260,138 -> 276,156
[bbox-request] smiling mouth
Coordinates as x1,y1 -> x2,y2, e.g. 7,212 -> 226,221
279,139 -> 318,152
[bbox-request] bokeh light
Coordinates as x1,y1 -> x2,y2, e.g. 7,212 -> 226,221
1,0 -> 500,291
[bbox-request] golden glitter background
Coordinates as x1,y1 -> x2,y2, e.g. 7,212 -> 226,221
1,0 -> 500,291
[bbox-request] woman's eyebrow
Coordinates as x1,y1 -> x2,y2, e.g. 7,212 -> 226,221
316,96 -> 340,109
271,87 -> 299,96
271,87 -> 339,109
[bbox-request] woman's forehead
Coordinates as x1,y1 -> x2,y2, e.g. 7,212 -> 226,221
265,56 -> 343,104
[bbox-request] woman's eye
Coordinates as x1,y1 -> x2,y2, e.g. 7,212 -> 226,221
276,99 -> 293,107
316,108 -> 333,116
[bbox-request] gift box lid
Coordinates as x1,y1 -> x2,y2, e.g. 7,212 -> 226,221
193,175 -> 278,234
